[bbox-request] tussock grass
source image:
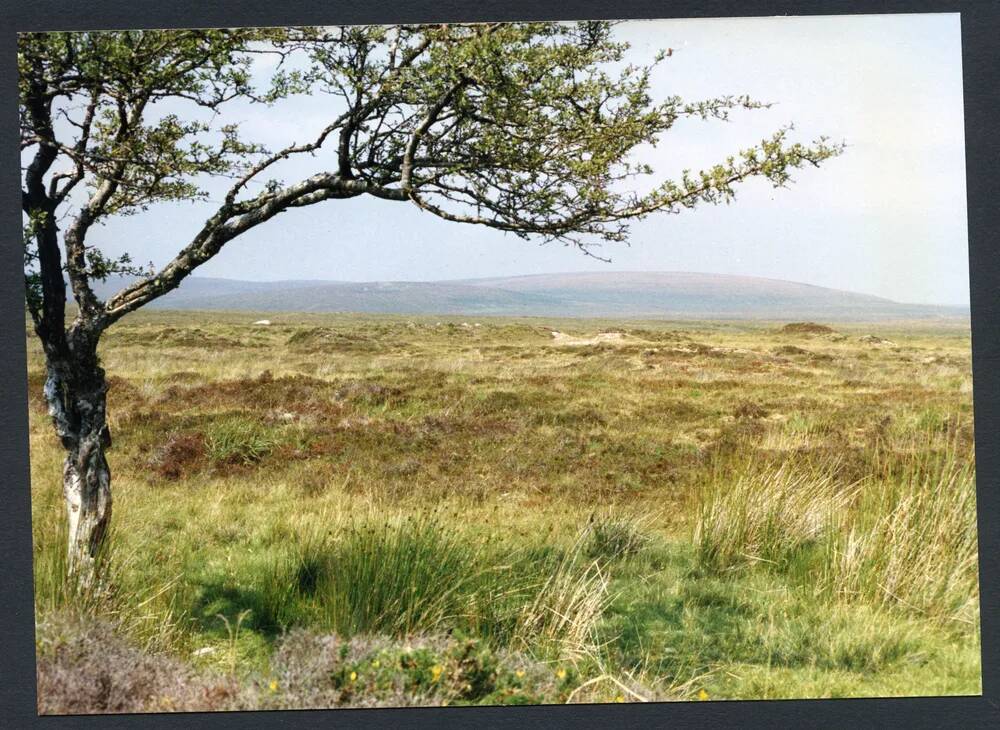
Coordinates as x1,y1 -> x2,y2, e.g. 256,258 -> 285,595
205,415 -> 280,465
695,461 -> 857,572
824,441 -> 979,624
315,514 -> 487,637
33,520 -> 189,655
695,437 -> 979,626
584,511 -> 653,562
512,534 -> 610,659
231,512 -> 611,660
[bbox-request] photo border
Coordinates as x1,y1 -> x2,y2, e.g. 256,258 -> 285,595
1,1 -> 996,727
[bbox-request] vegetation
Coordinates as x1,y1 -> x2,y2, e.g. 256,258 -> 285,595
19,24 -> 841,582
29,311 -> 980,711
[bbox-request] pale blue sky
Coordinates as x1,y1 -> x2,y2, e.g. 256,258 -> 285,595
83,13 -> 968,306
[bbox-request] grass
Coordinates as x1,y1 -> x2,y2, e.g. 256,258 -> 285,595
695,459 -> 856,573
823,441 -> 979,624
204,416 -> 281,465
511,534 -> 610,659
234,511 -> 611,661
584,512 -> 653,562
26,311 -> 981,711
314,514 -> 491,637
694,434 -> 979,626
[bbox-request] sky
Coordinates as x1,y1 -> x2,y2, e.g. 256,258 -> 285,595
81,13 -> 968,306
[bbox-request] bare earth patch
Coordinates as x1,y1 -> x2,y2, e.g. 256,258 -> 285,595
549,331 -> 648,347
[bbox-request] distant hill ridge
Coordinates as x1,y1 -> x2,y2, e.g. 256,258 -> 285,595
88,271 -> 968,321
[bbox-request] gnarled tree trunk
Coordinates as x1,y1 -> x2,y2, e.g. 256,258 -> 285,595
43,348 -> 112,586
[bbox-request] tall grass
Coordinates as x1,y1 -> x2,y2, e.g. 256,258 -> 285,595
28,312 -> 980,703
251,512 -> 610,659
694,460 -> 856,572
35,495 -> 611,663
33,518 -> 189,654
823,442 -> 979,624
317,514 -> 487,636
205,416 -> 279,465
695,440 -> 979,625
584,512 -> 652,562
512,534 -> 611,659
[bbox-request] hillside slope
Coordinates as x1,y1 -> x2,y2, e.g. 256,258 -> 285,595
88,272 -> 967,321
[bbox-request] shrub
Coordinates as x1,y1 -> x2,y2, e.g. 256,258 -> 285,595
36,613 -> 240,715
771,345 -> 808,356
334,380 -> 405,406
780,322 -> 834,335
267,630 -> 562,708
36,615 -> 598,713
733,400 -> 769,420
148,432 -> 206,479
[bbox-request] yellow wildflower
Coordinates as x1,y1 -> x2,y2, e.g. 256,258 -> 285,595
515,669 -> 525,678
555,667 -> 567,680
698,689 -> 709,701
349,671 -> 358,682
268,679 -> 278,692
431,664 -> 443,681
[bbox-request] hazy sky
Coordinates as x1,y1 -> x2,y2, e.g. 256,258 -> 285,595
83,13 -> 968,306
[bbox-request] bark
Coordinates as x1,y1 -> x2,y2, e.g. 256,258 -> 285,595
43,343 -> 112,586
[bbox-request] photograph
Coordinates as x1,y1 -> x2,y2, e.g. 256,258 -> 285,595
18,12 -> 982,715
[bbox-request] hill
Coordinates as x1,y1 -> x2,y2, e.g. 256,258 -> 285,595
88,271 -> 968,321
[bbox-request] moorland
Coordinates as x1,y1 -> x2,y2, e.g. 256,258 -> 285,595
28,311 -> 980,712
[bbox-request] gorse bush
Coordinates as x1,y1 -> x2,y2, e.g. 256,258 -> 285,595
268,629 -> 583,709
36,614 -> 604,713
694,460 -> 856,572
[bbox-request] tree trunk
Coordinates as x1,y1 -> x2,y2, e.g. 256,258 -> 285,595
63,418 -> 112,584
43,355 -> 112,587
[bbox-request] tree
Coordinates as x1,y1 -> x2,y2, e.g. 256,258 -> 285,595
19,21 -> 842,584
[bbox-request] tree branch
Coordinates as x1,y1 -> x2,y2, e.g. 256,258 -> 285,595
62,93 -> 150,318
103,174 -> 409,322
401,77 -> 471,192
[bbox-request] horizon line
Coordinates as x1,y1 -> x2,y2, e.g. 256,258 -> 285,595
166,270 -> 970,310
